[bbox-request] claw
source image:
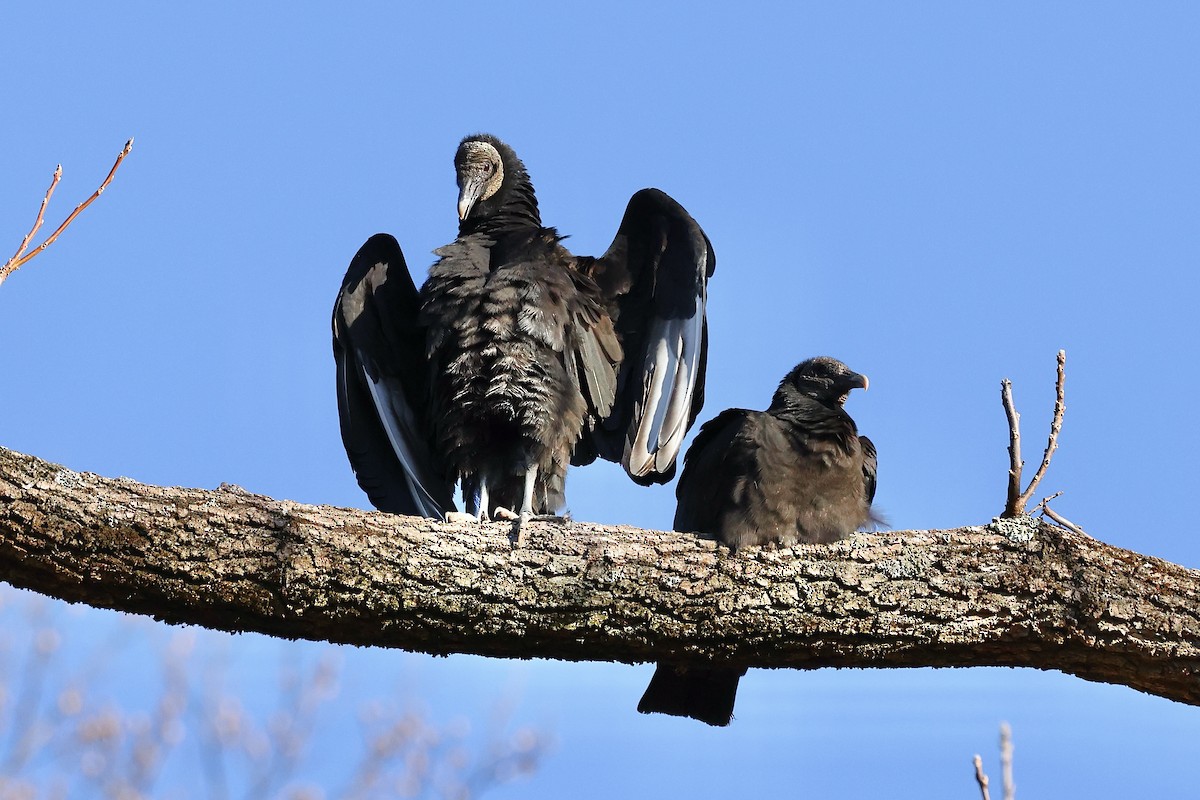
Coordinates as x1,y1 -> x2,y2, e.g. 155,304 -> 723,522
493,506 -> 520,521
515,511 -> 531,547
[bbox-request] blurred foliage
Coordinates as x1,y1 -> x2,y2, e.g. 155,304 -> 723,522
0,587 -> 545,800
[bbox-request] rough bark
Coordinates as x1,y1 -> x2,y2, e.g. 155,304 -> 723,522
1,445 -> 1198,706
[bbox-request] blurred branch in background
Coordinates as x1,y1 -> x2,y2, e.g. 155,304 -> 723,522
0,587 -> 547,800
972,754 -> 990,800
0,139 -> 134,288
972,723 -> 1014,800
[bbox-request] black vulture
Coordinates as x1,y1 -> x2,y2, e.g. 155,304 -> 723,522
638,356 -> 876,726
332,134 -> 715,539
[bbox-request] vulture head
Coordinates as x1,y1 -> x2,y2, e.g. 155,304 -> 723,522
772,356 -> 869,410
454,133 -> 531,222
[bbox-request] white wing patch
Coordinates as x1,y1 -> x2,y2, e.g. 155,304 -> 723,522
362,364 -> 446,519
624,297 -> 705,478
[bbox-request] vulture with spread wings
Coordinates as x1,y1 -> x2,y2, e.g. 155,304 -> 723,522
332,134 -> 715,536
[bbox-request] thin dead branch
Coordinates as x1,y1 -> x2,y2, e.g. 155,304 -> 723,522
1042,505 -> 1087,538
1032,491 -> 1089,537
1001,378 -> 1023,516
1001,350 -> 1067,517
974,754 -> 991,800
1000,722 -> 1014,800
1017,350 -> 1066,510
0,139 -> 134,287
1030,492 -> 1063,515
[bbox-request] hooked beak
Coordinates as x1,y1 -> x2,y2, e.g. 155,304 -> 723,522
843,371 -> 869,392
457,174 -> 486,221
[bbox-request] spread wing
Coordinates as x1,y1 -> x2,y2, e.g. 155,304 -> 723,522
576,188 -> 716,484
332,233 -> 454,518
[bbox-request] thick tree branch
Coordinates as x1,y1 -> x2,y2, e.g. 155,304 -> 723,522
2,445 -> 1199,707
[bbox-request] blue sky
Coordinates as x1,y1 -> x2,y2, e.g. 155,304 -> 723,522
2,2 -> 1199,796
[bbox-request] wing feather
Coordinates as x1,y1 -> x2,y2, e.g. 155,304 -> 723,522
860,434 -> 878,505
332,234 -> 454,517
580,188 -> 716,484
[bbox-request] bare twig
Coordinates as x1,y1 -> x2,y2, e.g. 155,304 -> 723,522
1030,492 -> 1063,515
1000,722 -> 1014,800
1001,350 -> 1067,517
1017,350 -> 1066,511
0,138 -> 134,287
7,166 -> 61,268
1043,505 -> 1088,538
1001,379 -> 1023,516
1033,490 -> 1090,537
974,754 -> 991,800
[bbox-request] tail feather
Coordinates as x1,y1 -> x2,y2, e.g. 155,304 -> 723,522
637,663 -> 746,727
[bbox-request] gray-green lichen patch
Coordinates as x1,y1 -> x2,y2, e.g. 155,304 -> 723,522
875,549 -> 935,580
986,515 -> 1040,543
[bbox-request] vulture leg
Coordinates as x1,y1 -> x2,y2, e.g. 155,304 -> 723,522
507,464 -> 571,546
477,479 -> 491,523
499,464 -> 539,547
521,463 -> 537,518
517,463 -> 538,546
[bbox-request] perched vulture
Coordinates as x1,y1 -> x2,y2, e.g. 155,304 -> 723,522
638,356 -> 877,726
332,134 -> 715,536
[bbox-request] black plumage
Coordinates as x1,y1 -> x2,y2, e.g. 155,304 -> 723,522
333,134 -> 715,532
638,356 -> 876,726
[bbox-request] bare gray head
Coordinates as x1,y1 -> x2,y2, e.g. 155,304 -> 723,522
452,133 -> 539,229
454,138 -> 505,221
